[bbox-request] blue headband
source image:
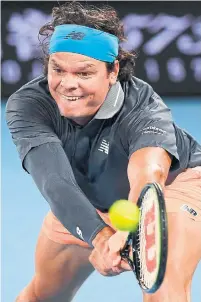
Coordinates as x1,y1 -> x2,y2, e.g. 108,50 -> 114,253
49,24 -> 119,62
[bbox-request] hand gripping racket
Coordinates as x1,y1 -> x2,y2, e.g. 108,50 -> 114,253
121,183 -> 168,293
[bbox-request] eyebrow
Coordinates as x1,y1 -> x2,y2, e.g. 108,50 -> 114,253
50,59 -> 96,70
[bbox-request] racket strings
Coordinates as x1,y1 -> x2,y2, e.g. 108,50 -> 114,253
136,187 -> 160,289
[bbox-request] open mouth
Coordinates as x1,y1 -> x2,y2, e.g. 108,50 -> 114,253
62,96 -> 83,101
59,93 -> 86,101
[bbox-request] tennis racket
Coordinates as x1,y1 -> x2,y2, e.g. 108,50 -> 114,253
120,182 -> 168,293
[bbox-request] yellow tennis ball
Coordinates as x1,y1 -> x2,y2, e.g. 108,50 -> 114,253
109,200 -> 140,232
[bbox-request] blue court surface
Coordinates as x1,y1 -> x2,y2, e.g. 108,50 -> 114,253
2,98 -> 201,302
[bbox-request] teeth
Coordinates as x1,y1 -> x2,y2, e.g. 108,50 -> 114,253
62,95 -> 82,101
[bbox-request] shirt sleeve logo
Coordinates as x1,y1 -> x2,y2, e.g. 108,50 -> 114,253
140,126 -> 166,135
76,226 -> 84,240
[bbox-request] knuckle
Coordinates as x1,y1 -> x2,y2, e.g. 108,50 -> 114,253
95,267 -> 107,276
112,266 -> 121,274
88,256 -> 95,265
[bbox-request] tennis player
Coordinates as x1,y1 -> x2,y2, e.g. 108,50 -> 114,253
6,2 -> 201,302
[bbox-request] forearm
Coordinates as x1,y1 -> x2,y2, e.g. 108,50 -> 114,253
93,156 -> 170,247
24,142 -> 107,247
128,147 -> 172,204
128,164 -> 166,204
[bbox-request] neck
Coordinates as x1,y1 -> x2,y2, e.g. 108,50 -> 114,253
70,115 -> 93,126
70,101 -> 105,125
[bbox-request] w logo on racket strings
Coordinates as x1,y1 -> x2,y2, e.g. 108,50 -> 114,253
144,202 -> 157,273
98,139 -> 110,154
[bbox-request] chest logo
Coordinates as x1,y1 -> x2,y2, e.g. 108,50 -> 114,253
98,139 -> 110,154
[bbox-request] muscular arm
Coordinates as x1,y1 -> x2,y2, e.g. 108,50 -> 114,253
92,146 -> 172,246
128,146 -> 172,203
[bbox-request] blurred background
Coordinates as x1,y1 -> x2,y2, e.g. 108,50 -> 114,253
2,1 -> 201,301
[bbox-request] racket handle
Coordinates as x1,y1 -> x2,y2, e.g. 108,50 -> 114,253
120,233 -> 135,270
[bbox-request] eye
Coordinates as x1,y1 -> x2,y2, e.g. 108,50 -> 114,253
77,72 -> 91,78
53,67 -> 63,74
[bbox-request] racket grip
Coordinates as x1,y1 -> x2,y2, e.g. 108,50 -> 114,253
120,233 -> 135,270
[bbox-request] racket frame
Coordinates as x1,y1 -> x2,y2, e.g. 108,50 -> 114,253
121,182 -> 168,293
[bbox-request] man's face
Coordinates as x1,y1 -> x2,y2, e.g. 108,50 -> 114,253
48,52 -> 119,124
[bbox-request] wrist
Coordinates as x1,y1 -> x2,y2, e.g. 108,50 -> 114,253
92,226 -> 114,248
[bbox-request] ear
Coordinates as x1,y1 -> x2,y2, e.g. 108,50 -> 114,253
109,60 -> 119,85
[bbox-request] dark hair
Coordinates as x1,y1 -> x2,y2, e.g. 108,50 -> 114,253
39,1 -> 137,81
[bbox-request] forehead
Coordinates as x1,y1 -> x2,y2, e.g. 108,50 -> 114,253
49,52 -> 103,69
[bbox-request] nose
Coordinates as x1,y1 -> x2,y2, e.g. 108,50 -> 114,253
60,74 -> 79,91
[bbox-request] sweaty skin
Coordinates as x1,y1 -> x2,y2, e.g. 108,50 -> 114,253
7,45 -> 201,302
48,52 -> 119,124
91,146 -> 172,276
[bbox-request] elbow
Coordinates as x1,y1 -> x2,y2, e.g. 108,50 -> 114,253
133,163 -> 167,187
146,163 -> 167,188
42,174 -> 67,206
